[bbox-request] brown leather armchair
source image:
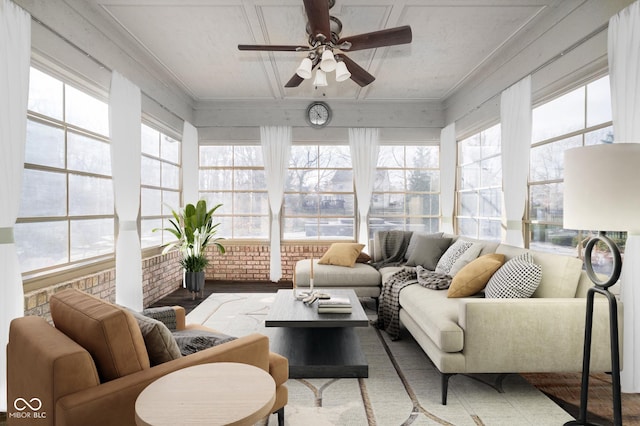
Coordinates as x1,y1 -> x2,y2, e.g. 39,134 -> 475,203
7,288 -> 288,426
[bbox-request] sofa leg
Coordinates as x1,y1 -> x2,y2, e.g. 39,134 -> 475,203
441,373 -> 455,405
275,407 -> 284,426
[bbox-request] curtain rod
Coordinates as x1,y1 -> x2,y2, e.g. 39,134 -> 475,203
30,14 -> 187,125
453,21 -> 610,124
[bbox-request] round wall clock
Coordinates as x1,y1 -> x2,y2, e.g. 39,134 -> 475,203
306,101 -> 332,128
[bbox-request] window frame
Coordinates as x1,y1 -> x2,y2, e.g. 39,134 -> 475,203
18,65 -> 115,279
455,123 -> 503,241
525,74 -> 615,254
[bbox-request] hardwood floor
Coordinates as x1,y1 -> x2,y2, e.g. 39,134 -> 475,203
153,280 -> 639,425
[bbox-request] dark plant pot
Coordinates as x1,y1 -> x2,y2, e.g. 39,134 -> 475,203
184,271 -> 205,293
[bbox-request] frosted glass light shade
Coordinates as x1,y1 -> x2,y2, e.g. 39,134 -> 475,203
313,69 -> 328,87
335,60 -> 351,82
320,49 -> 337,72
564,143 -> 640,233
296,57 -> 313,79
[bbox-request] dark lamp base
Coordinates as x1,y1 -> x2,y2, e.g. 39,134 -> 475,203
564,421 -> 604,426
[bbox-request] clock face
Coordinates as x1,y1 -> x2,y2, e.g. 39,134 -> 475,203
307,102 -> 331,128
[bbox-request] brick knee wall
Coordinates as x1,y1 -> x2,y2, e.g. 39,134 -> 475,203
23,242 -> 341,320
23,250 -> 183,322
205,242 -> 332,281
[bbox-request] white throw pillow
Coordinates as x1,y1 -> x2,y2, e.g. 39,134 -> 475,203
485,252 -> 542,298
435,239 -> 474,276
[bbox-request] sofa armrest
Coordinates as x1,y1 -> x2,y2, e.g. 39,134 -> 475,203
458,297 -> 622,373
55,333 -> 272,426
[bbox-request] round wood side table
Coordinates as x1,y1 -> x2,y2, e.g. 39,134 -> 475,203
135,362 -> 276,426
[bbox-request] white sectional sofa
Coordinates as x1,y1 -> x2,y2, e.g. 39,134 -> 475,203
295,232 -> 623,405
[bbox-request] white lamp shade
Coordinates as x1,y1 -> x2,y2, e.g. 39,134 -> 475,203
313,69 -> 328,87
320,49 -> 337,72
335,60 -> 351,82
563,143 -> 640,233
296,57 -> 313,79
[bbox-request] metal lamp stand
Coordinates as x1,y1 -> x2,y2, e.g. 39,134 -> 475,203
565,232 -> 622,426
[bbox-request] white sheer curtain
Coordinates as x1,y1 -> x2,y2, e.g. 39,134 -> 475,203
0,0 -> 30,411
261,126 -> 292,282
110,72 -> 143,311
182,121 -> 199,206
500,76 -> 532,247
609,0 -> 640,393
349,128 -> 380,251
439,123 -> 456,234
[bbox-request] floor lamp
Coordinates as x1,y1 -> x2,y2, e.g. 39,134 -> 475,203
563,143 -> 640,426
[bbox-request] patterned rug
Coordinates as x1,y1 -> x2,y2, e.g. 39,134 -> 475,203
187,293 -> 574,426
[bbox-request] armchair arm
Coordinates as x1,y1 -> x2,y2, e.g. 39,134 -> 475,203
55,333 -> 270,426
458,297 -> 622,373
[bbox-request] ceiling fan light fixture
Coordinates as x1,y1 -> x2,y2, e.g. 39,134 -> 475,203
313,69 -> 328,87
320,49 -> 337,72
335,60 -> 351,82
296,57 -> 313,79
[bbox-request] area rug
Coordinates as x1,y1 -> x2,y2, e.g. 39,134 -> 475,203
187,293 -> 574,425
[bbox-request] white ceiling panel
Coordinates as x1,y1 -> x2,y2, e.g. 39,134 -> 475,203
92,0 -> 572,103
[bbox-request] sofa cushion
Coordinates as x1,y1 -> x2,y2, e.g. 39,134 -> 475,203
318,243 -> 365,267
496,244 -> 583,298
296,260 -> 381,288
50,289 -> 150,382
405,236 -> 452,270
448,254 -> 505,298
399,285 -> 463,352
485,253 -> 542,298
128,309 -> 182,366
435,239 -> 474,275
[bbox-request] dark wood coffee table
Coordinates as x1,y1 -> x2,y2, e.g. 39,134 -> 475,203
265,289 -> 369,378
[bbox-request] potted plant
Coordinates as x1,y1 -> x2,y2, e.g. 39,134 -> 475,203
155,199 -> 225,299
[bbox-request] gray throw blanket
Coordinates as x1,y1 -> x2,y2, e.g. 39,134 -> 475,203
371,230 -> 413,270
172,329 -> 237,356
374,266 -> 452,340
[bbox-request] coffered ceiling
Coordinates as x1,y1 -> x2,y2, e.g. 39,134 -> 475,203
84,0 -> 574,104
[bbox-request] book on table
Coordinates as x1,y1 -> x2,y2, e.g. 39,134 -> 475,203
317,296 -> 352,314
317,296 -> 351,308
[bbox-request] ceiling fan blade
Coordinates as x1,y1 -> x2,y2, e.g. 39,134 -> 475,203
337,25 -> 412,52
238,44 -> 310,52
303,0 -> 331,41
285,73 -> 305,88
335,54 -> 375,87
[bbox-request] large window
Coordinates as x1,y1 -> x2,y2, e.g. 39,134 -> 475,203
199,145 -> 269,239
284,145 -> 354,240
528,75 -> 615,256
16,67 -> 113,273
456,124 -> 502,240
370,145 -> 440,237
140,124 -> 181,249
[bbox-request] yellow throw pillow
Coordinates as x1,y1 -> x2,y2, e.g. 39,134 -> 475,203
447,253 -> 505,298
318,243 -> 365,267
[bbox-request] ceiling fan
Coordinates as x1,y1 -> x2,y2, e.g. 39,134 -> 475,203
238,0 -> 412,88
